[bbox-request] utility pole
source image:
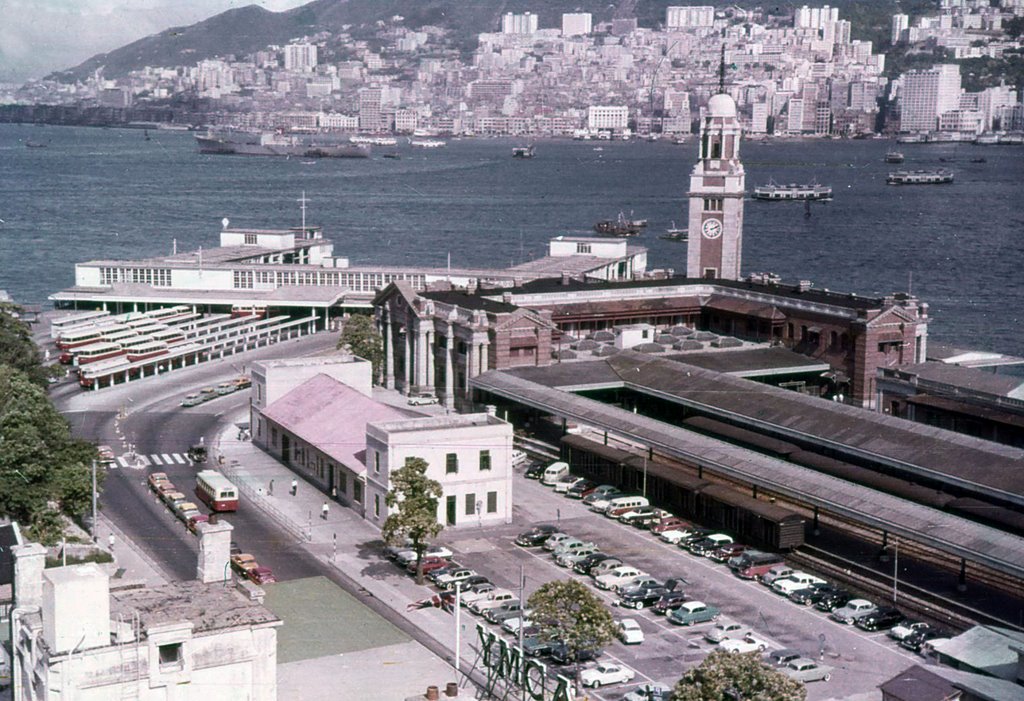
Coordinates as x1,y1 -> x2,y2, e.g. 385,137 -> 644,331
519,565 -> 526,701
454,581 -> 462,679
91,460 -> 98,543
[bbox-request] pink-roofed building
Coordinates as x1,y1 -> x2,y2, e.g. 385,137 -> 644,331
254,373 -> 514,527
255,374 -> 411,511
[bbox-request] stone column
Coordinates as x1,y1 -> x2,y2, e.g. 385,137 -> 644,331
425,330 -> 434,389
383,309 -> 395,389
479,341 -> 490,374
403,323 -> 412,392
416,328 -> 429,390
444,329 -> 455,408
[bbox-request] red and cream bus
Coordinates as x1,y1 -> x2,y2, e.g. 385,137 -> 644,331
70,342 -> 126,365
145,305 -> 191,323
195,470 -> 239,512
56,326 -> 108,350
126,340 -> 169,362
149,327 -> 187,345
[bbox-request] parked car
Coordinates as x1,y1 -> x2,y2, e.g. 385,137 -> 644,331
173,502 -> 200,522
595,566 -> 648,591
659,527 -> 709,545
434,568 -> 478,589
586,494 -> 622,513
709,543 -> 752,563
469,589 -> 518,615
814,588 -> 853,613
186,444 -> 208,463
216,381 -> 237,396
514,524 -> 559,547
888,620 -> 932,642
549,644 -> 599,666
650,516 -> 690,534
161,490 -> 186,508
542,533 -> 574,552
230,553 -> 258,576
773,573 -> 827,597
459,582 -> 497,608
653,590 -> 689,615
186,513 -> 209,534
704,619 -> 750,643
589,558 -> 628,578
97,445 -> 116,465
616,505 -> 663,526
735,553 -> 786,579
676,529 -> 716,548
524,463 -> 546,480
767,648 -> 805,667
410,556 -> 452,576
900,628 -> 951,653
782,658 -> 833,683
667,601 -> 720,626
830,599 -> 877,625
522,636 -> 556,657
760,565 -> 796,587
502,616 -> 534,636
148,472 -> 170,491
445,574 -> 489,592
407,391 -> 438,406
688,533 -> 734,556
247,566 -> 276,585
511,449 -> 528,466
550,538 -> 595,558
574,553 -> 615,575
582,485 -> 620,505
786,583 -> 834,606
618,578 -> 684,610
395,545 -> 453,567
552,475 -> 585,494
555,545 -> 600,568
565,479 -> 598,499
617,619 -> 645,645
580,662 -> 636,688
180,393 -> 204,407
623,684 -> 672,701
424,562 -> 464,582
856,607 -> 905,632
485,602 -> 526,624
720,633 -> 771,654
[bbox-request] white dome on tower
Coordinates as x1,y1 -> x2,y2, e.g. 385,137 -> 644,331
707,93 -> 737,119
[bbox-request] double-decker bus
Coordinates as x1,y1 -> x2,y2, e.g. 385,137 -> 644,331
195,470 -> 239,512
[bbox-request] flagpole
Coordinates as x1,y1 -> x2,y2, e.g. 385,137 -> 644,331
454,581 -> 462,680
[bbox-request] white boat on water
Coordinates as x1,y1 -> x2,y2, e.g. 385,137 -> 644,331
752,181 -> 833,201
409,138 -> 445,148
886,169 -> 954,185
350,135 -> 397,146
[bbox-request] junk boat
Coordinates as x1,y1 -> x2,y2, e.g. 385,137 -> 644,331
886,169 -> 954,185
512,145 -> 535,158
594,211 -> 642,237
752,181 -> 833,201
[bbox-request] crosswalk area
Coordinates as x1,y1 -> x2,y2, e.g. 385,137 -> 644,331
115,452 -> 191,469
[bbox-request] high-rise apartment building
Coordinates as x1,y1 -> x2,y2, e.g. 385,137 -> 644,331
892,13 -> 909,43
284,43 -> 318,72
501,12 -> 538,35
561,12 -> 592,36
795,5 -> 839,30
587,105 -> 629,131
666,6 -> 715,29
900,64 -> 961,132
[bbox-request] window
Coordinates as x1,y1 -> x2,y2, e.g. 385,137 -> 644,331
465,493 -> 476,516
487,491 -> 497,514
446,453 -> 458,474
158,643 -> 183,671
374,451 -> 380,474
271,427 -> 278,447
703,197 -> 723,212
338,471 -> 347,494
374,493 -> 381,518
244,233 -> 257,245
353,481 -> 363,503
576,243 -> 592,254
479,450 -> 491,471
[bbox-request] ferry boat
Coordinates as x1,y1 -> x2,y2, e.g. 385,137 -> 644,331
885,151 -> 905,164
409,138 -> 445,148
196,131 -> 370,158
886,169 -> 954,185
349,135 -> 397,146
512,145 -> 535,158
660,221 -> 688,242
752,181 -> 833,201
896,134 -> 927,144
594,212 -> 642,237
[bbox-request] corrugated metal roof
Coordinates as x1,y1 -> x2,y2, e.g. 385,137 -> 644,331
471,368 -> 1024,580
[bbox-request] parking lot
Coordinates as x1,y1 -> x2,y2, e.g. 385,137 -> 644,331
389,461 -> 935,700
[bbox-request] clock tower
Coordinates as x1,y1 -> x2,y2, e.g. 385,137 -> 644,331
686,93 -> 745,280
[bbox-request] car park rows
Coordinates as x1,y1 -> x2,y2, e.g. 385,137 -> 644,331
383,458 -> 941,699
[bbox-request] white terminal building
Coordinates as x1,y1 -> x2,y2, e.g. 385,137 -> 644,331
587,105 -> 630,132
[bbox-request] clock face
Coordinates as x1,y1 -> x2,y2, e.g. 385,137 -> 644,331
702,218 -> 723,239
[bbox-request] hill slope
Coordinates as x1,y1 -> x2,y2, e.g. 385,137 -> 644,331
49,0 -> 932,83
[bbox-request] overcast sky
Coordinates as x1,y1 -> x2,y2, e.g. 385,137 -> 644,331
0,0 -> 309,83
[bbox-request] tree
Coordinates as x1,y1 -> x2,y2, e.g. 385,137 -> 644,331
381,457 -> 443,584
527,579 -> 618,692
672,649 -> 806,701
0,304 -> 51,387
337,313 -> 384,384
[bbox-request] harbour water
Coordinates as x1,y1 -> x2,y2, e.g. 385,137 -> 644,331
1,124 -> 1021,355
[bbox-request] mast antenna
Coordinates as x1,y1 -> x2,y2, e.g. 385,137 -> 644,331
298,191 -> 310,233
718,44 -> 726,94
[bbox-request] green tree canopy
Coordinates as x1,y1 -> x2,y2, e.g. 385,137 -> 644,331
0,304 -> 51,387
337,313 -> 385,384
381,457 -> 443,583
527,578 -> 618,688
672,649 -> 806,701
0,365 -> 102,544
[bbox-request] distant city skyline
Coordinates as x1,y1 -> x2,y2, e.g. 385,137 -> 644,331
0,0 -> 308,83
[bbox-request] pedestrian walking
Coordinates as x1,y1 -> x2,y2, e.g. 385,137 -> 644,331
321,501 -> 329,520
108,533 -> 115,551
268,479 -> 274,496
291,478 -> 298,496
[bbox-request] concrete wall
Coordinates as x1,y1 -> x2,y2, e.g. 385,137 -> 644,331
251,356 -> 373,412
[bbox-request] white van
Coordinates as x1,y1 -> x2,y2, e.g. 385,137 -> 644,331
541,461 -> 570,485
604,495 -> 650,518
